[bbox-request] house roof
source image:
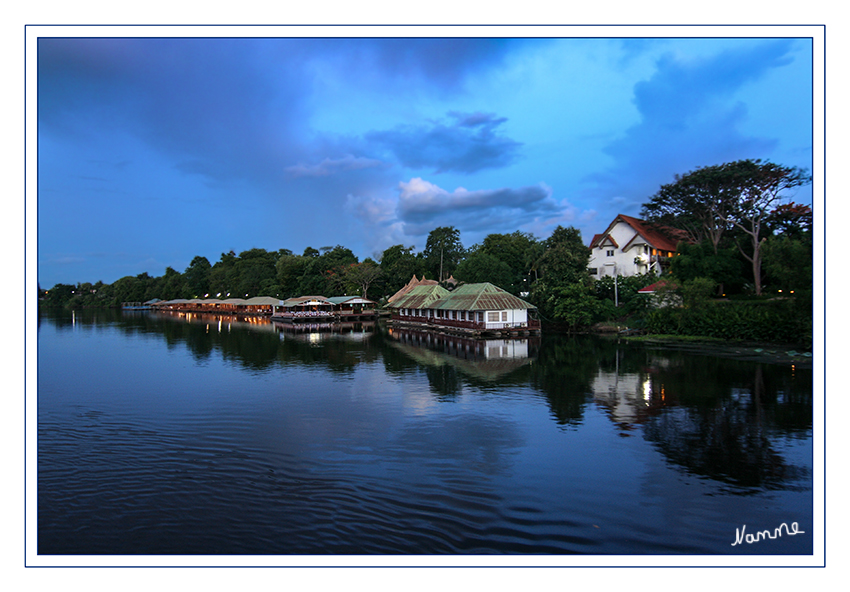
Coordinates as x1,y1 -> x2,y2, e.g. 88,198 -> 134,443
244,296 -> 284,306
590,214 -> 686,253
387,284 -> 450,309
637,279 -> 680,294
282,295 -> 331,307
326,296 -> 376,305
388,275 -> 439,303
432,283 -> 536,312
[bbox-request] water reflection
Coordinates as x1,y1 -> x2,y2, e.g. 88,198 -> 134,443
588,346 -> 812,491
39,309 -> 812,496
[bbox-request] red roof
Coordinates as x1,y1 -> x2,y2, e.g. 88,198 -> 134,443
591,214 -> 687,253
638,280 -> 680,294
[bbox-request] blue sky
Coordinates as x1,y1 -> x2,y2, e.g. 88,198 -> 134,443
36,33 -> 814,288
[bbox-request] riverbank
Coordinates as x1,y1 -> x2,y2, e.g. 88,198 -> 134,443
615,334 -> 814,369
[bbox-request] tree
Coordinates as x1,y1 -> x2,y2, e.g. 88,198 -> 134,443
299,245 -> 358,296
642,163 -> 740,253
670,240 -> 745,294
454,251 -> 514,288
711,160 -> 811,295
476,231 -> 542,294
184,256 -> 211,297
422,226 -> 464,281
529,226 -> 594,324
342,260 -> 383,300
379,244 -> 427,298
642,159 -> 812,295
232,248 -> 278,297
536,226 -> 592,288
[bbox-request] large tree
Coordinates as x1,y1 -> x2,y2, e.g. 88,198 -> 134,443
341,260 -> 383,300
529,225 -> 596,325
422,226 -> 464,282
713,160 -> 811,295
642,159 -> 811,295
379,244 -> 427,298
641,162 -> 739,253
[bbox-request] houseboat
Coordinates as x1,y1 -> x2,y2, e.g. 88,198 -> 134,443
152,296 -> 284,316
271,295 -> 377,323
386,282 -> 540,337
271,296 -> 335,322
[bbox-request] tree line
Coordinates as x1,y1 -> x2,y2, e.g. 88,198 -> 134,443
41,158 -> 813,338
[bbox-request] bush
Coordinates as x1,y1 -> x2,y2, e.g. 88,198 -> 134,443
645,297 -> 812,347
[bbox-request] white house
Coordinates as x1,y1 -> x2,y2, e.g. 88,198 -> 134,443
588,214 -> 688,278
388,282 -> 541,336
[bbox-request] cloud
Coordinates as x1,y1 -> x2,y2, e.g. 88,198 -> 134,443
345,177 -> 566,256
366,111 -> 522,174
284,155 -> 388,178
584,39 -> 800,209
395,177 -> 558,234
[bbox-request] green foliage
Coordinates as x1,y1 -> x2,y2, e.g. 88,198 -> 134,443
645,298 -> 812,347
670,240 -> 745,292
549,284 -> 606,330
681,277 -> 717,309
761,233 -> 812,293
594,273 -> 655,316
340,260 -> 382,300
422,226 -> 464,281
378,244 -> 427,299
454,251 -> 514,288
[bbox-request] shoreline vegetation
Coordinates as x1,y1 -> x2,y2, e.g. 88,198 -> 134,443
38,160 -> 814,351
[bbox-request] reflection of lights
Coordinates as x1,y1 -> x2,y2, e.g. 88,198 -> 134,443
309,333 -> 321,344
642,378 -> 652,403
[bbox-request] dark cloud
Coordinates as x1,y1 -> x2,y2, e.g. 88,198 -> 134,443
586,39 -> 800,207
367,111 -> 522,174
395,178 -> 558,235
284,155 -> 388,178
325,38 -> 521,92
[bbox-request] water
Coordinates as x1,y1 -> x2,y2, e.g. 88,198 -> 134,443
36,309 -> 814,557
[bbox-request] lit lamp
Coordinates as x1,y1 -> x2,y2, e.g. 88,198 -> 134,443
604,262 -> 618,307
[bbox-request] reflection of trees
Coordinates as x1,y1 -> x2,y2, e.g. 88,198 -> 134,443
424,365 -> 461,401
525,335 -> 612,426
640,359 -> 812,491
39,309 -> 382,375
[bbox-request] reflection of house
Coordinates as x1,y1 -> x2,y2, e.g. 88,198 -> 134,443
387,282 -> 540,337
588,214 -> 688,278
388,326 -> 539,381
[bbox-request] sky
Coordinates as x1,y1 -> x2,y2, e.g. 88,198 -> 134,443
35,32 -> 815,288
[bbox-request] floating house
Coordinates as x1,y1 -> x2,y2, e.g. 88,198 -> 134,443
387,282 -> 540,337
325,296 -> 379,320
271,295 -> 378,322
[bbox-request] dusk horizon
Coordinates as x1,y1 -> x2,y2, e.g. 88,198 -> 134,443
36,30 -> 814,289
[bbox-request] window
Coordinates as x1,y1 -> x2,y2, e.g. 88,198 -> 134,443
606,249 -> 615,256
501,311 -> 508,322
487,311 -> 500,322
589,268 -> 598,275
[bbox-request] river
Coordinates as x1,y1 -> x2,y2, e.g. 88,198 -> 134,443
35,309 -> 814,562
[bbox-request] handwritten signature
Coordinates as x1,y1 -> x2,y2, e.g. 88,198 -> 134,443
732,522 -> 805,546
